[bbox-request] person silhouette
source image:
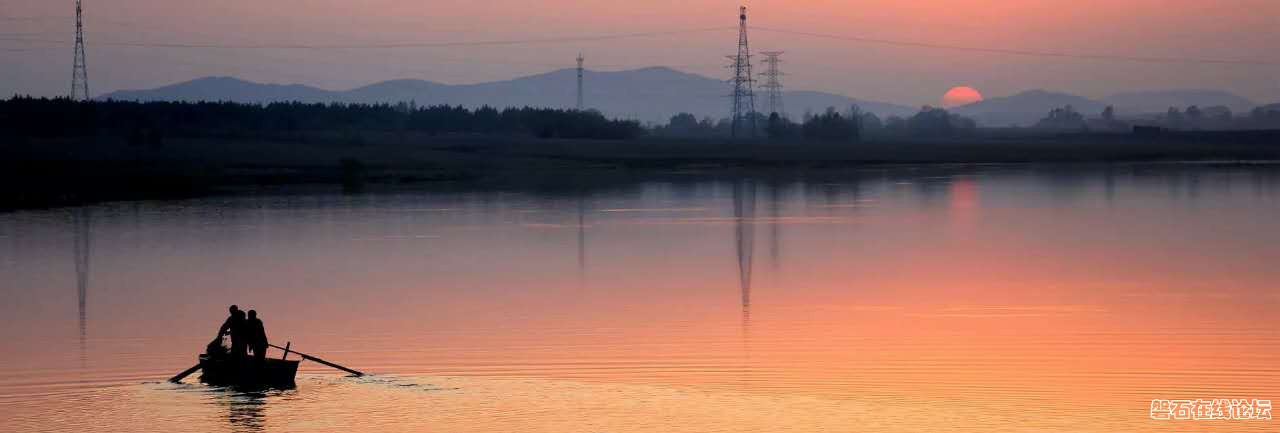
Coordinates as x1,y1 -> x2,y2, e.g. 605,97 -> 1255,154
246,310 -> 268,362
217,305 -> 248,359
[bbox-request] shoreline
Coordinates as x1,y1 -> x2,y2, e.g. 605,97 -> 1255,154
4,131 -> 1280,211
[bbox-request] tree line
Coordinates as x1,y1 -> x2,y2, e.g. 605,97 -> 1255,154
1034,104 -> 1280,132
652,105 -> 978,141
0,97 -> 646,140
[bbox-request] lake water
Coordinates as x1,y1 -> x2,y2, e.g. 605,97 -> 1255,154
2,164 -> 1279,432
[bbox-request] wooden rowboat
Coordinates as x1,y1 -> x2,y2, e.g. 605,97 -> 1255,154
197,354 -> 300,388
169,341 -> 362,386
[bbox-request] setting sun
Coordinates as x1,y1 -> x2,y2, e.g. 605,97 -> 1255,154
942,86 -> 984,107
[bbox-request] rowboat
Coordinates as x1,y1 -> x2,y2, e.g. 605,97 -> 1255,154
169,341 -> 363,387
197,354 -> 301,387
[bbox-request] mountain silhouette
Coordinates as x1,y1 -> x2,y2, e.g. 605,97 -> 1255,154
101,76 -> 342,104
98,67 -> 916,124
952,90 -> 1108,127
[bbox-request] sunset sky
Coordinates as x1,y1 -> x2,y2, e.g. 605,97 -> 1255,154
3,0 -> 1278,106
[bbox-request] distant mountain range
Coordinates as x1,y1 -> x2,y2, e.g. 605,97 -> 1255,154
953,90 -> 1107,128
99,67 -> 1265,127
99,67 -> 917,125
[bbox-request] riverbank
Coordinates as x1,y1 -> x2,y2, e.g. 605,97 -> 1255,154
3,130 -> 1279,210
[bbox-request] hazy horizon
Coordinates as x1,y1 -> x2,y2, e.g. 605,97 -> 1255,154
3,0 -> 1279,107
91,67 -> 1271,107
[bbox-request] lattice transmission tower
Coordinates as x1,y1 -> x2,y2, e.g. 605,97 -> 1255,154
576,53 -> 585,111
759,51 -> 786,119
71,0 -> 90,101
727,6 -> 757,139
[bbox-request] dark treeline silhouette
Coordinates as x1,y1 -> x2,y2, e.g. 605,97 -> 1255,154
653,105 -> 976,141
1148,104 -> 1280,131
885,106 -> 978,137
0,97 -> 645,140
1035,105 -> 1089,131
650,112 -> 727,138
1033,103 -> 1280,133
797,108 -> 860,141
5,95 -> 1280,212
656,103 -> 1280,139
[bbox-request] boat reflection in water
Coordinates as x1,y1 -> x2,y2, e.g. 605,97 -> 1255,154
220,389 -> 269,432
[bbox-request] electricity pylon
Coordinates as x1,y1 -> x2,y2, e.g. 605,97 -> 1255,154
71,0 -> 90,101
759,51 -> 785,118
576,53 -> 585,111
727,6 -> 757,139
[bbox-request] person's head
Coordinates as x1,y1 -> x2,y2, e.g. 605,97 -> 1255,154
248,310 -> 257,320
229,305 -> 239,314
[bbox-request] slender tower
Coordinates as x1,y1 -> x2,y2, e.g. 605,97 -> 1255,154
728,6 -> 757,139
576,53 -> 585,111
759,51 -> 785,118
71,0 -> 90,101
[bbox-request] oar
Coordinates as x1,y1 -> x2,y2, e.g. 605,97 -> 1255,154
169,337 -> 221,383
268,343 -> 365,377
168,364 -> 202,383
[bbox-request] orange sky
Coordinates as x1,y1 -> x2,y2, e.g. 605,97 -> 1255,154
3,0 -> 1278,105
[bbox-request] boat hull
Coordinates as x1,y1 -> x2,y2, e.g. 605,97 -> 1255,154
198,355 -> 300,388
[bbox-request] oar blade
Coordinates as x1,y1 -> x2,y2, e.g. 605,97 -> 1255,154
169,364 -> 202,383
302,354 -> 364,377
268,343 -> 365,377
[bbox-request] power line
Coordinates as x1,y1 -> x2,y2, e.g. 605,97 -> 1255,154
0,16 -> 67,22
752,26 -> 1280,67
0,35 -> 723,71
6,22 -> 1267,68
8,20 -> 1267,68
0,15 -> 142,27
0,27 -> 735,50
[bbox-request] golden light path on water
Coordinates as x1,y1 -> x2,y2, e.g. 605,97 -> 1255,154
1,164 -> 1279,432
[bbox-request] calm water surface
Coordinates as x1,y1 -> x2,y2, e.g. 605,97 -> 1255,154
2,164 -> 1279,432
